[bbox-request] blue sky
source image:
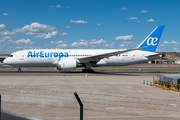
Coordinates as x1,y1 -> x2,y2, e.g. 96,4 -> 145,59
0,0 -> 180,53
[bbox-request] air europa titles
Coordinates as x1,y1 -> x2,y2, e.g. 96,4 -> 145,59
27,51 -> 68,59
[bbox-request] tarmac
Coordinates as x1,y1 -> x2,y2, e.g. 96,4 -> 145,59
0,64 -> 180,119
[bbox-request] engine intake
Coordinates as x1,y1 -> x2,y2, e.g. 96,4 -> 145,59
57,58 -> 77,70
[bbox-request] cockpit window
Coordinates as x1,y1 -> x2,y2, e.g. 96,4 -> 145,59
10,55 -> 13,57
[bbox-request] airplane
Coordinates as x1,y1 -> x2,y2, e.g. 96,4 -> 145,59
3,25 -> 165,73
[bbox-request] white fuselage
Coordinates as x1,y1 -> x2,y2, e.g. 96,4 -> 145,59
4,49 -> 160,67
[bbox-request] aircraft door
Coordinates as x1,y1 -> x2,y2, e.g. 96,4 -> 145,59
19,53 -> 24,60
131,52 -> 135,60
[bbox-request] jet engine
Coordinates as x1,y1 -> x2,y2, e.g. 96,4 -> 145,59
57,58 -> 77,70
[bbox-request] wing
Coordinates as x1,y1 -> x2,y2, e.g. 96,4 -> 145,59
77,47 -> 145,63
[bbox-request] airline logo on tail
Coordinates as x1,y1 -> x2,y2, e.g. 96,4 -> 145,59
147,37 -> 158,46
137,25 -> 165,52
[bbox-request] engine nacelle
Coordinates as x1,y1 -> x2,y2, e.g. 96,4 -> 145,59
57,58 -> 77,70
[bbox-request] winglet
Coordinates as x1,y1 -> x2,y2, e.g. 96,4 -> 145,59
137,25 -> 165,52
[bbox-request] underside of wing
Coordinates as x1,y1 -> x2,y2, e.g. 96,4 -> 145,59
77,47 -> 145,63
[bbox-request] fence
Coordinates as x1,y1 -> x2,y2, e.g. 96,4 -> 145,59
1,93 -> 180,120
1,101 -> 180,120
0,84 -> 180,120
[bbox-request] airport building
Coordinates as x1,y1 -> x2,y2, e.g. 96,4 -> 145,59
0,54 -> 8,63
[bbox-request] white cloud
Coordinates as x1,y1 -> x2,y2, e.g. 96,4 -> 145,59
0,38 -> 36,53
70,19 -> 88,24
71,42 -> 79,47
51,40 -> 67,48
0,30 -> 17,36
14,22 -> 58,39
0,24 -> 6,32
65,26 -> 70,28
14,39 -> 35,45
34,34 -> 52,39
71,39 -> 109,48
171,40 -> 179,44
71,39 -> 88,48
145,18 -> 154,22
137,20 -> 141,22
89,39 -> 106,45
163,40 -> 179,44
120,44 -> 126,47
104,42 -> 114,48
119,43 -> 133,48
0,39 -> 5,44
122,7 -> 128,10
95,28 -> 97,30
0,24 -> 17,37
173,48 -> 178,52
50,40 -> 65,44
97,23 -> 102,25
1,36 -> 13,40
2,39 -> 34,46
56,44 -> 67,48
139,10 -> 148,13
156,49 -> 163,52
44,40 -> 67,49
14,22 -> 58,34
51,31 -> 58,36
34,31 -> 58,39
127,17 -> 138,20
0,36 -> 14,44
60,32 -> 68,36
163,41 -> 169,44
2,13 -> 8,16
123,41 -> 133,43
56,5 -> 61,8
115,35 -> 134,41
79,40 -> 88,46
49,5 -> 54,8
50,5 -> 69,9
159,44 -> 165,47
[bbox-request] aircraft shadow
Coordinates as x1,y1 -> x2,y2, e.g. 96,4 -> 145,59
1,70 -> 179,76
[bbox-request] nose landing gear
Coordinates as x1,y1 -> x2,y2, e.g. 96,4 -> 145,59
16,66 -> 22,72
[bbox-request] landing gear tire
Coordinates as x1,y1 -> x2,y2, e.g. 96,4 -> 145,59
18,69 -> 22,72
89,69 -> 94,73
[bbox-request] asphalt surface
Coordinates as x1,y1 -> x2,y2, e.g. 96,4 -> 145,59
1,63 -> 180,119
1,63 -> 180,76
1,76 -> 180,119
1,70 -> 180,76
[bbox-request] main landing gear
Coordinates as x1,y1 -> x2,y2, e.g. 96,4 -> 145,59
82,69 -> 95,73
82,63 -> 95,73
16,66 -> 22,72
18,69 -> 22,72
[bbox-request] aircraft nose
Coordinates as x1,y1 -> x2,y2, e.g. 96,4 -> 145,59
3,58 -> 7,64
3,58 -> 9,65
